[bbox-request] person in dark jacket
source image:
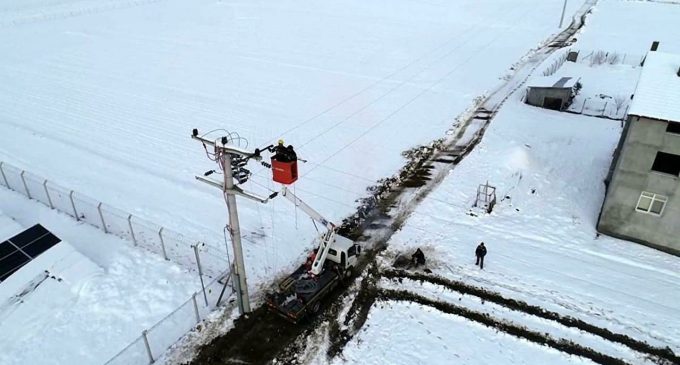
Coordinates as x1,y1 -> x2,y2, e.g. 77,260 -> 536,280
268,139 -> 299,163
411,248 -> 426,266
475,242 -> 487,269
271,139 -> 291,162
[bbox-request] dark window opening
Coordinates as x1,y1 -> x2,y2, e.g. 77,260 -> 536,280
348,245 -> 356,257
667,122 -> 680,135
328,249 -> 337,256
543,97 -> 563,111
651,151 -> 680,176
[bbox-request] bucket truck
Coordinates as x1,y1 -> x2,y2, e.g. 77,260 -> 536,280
265,186 -> 361,322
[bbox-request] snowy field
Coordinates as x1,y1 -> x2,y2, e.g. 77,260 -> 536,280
2,0 -> 680,364
576,0 -> 680,54
0,188 -> 201,365
327,1 -> 680,363
0,0 -> 583,291
334,301 -> 593,365
331,99 -> 680,362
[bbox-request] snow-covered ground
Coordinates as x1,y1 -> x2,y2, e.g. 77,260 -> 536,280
2,0 -> 680,363
334,301 -> 593,365
576,0 -> 680,54
0,0 -> 583,291
331,99 -> 680,362
0,188 -> 201,365
376,16 -> 680,363
0,209 -> 22,240
324,1 -> 680,363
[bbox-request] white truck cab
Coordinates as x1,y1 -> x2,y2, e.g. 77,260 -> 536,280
324,235 -> 361,274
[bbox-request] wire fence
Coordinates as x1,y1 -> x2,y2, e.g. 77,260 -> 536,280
540,48 -> 644,78
567,96 -> 630,121
0,160 -> 230,278
105,274 -> 232,365
541,51 -> 568,77
0,160 -> 236,364
571,49 -> 645,68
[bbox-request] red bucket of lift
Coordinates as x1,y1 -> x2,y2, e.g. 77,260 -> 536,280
271,158 -> 298,185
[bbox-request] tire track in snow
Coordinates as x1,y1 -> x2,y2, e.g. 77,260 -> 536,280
0,0 -> 168,28
379,269 -> 679,364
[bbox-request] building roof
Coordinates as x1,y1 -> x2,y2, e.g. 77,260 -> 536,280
527,75 -> 580,89
628,51 -> 680,122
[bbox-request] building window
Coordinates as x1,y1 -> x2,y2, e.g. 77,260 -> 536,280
651,152 -> 680,176
667,122 -> 680,135
636,191 -> 667,216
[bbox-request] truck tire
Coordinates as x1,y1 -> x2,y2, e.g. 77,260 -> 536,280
311,301 -> 321,314
343,266 -> 354,281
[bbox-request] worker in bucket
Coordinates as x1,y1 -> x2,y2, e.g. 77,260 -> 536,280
268,139 -> 297,162
475,242 -> 487,269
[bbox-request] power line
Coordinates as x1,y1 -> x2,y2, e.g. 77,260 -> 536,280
269,21 -> 484,147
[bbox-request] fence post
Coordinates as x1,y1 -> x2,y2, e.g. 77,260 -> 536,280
43,180 -> 54,209
0,162 -> 9,188
602,101 -> 608,117
192,293 -> 201,323
141,330 -> 154,364
20,170 -> 31,199
158,228 -> 169,260
128,214 -> 138,245
97,202 -> 108,233
69,191 -> 79,220
193,244 -> 209,306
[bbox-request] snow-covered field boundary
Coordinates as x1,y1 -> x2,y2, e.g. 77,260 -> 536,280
0,0 -> 167,28
0,160 -> 228,278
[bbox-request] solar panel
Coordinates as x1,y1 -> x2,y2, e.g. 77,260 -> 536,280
0,224 -> 61,282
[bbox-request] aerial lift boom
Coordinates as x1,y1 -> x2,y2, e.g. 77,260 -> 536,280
273,186 -> 337,276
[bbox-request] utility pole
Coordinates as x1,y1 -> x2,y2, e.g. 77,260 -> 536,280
559,0 -> 568,28
191,129 -> 272,315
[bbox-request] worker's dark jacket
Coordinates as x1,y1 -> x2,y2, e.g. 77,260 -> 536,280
273,145 -> 297,162
475,245 -> 487,257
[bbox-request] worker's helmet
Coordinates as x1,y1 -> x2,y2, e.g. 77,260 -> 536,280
278,139 -> 284,145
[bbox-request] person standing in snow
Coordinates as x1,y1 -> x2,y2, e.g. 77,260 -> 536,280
411,248 -> 426,267
475,242 -> 487,269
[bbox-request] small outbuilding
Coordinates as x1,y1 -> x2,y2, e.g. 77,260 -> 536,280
525,76 -> 580,111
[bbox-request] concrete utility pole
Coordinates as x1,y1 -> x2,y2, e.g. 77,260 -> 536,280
559,0 -> 568,28
191,129 -> 271,315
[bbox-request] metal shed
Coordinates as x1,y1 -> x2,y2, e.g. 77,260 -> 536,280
525,76 -> 580,111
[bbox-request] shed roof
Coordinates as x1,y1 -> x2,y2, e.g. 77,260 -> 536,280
628,51 -> 680,122
527,75 -> 579,89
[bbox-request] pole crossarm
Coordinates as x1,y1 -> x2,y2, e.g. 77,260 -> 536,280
194,176 -> 270,203
191,132 -> 261,160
